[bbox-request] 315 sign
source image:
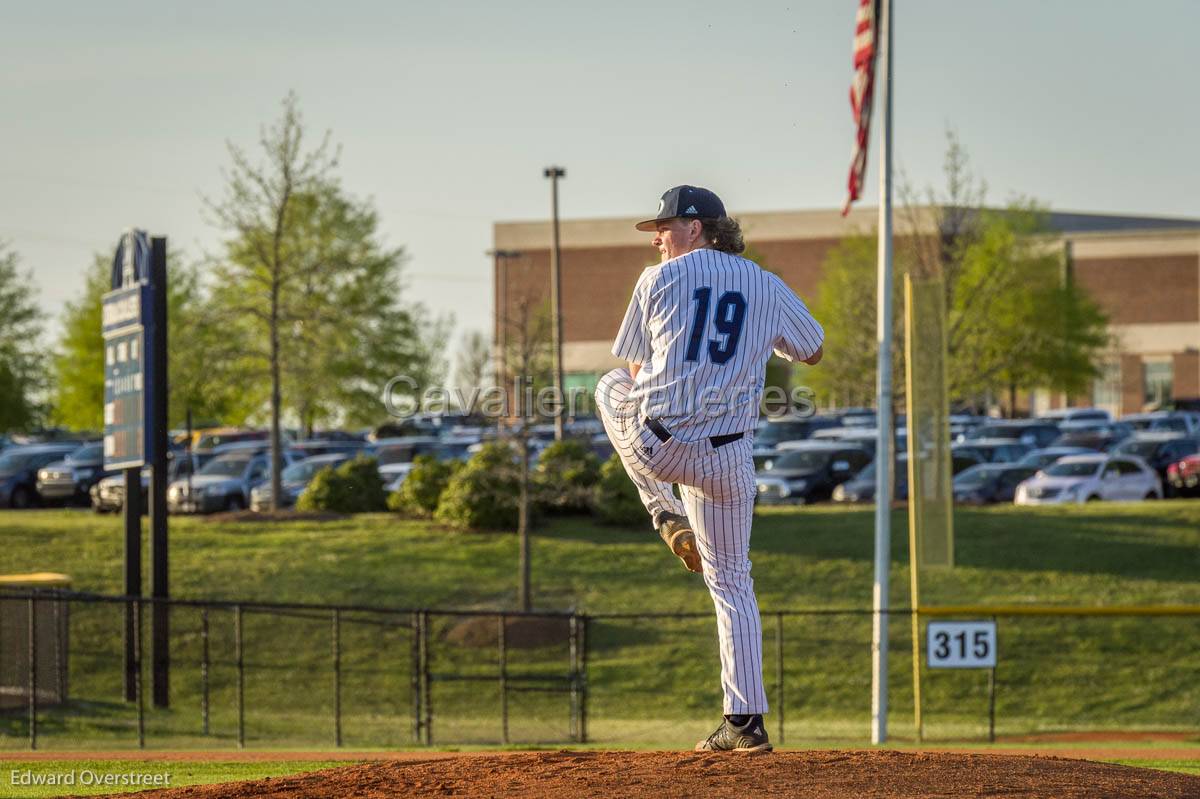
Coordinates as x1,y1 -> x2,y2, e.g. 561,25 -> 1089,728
926,621 -> 997,669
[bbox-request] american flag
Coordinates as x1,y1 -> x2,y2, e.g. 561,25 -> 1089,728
842,0 -> 879,215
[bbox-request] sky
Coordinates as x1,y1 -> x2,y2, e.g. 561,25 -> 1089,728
3,0 -> 1198,355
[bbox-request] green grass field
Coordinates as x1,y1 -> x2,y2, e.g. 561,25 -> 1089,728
0,760 -> 350,798
1,503 -> 1199,752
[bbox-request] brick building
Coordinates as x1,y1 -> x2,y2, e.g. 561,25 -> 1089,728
492,207 -> 1200,416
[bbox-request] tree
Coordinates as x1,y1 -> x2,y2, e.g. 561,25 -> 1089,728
809,132 -> 1109,413
52,253 -> 250,432
209,92 -> 439,504
454,330 -> 492,399
0,244 -> 45,432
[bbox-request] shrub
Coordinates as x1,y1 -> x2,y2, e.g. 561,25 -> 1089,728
296,455 -> 388,513
434,441 -> 522,530
593,453 -> 648,527
388,455 -> 460,516
534,439 -> 601,514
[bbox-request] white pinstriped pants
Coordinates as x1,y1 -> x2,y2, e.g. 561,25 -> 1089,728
595,368 -> 768,715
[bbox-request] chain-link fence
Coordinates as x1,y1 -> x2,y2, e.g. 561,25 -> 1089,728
2,591 -> 1198,749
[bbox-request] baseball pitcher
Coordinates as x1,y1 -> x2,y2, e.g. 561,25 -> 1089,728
595,185 -> 824,752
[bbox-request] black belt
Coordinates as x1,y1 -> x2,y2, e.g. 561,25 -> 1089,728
644,418 -> 745,449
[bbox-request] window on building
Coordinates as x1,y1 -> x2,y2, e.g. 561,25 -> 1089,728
1143,360 -> 1173,408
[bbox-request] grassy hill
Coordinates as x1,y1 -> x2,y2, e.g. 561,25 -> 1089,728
1,503 -> 1198,749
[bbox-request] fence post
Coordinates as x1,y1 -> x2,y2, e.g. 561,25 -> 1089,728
498,613 -> 509,745
235,604 -> 244,749
27,596 -> 37,751
569,613 -> 579,743
775,612 -> 784,746
420,610 -> 432,745
410,611 -> 421,744
332,609 -> 342,748
988,615 -> 997,743
134,600 -> 145,749
579,614 -> 589,745
54,596 -> 66,701
200,608 -> 210,736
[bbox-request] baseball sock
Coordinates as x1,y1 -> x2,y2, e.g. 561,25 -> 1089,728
725,714 -> 760,727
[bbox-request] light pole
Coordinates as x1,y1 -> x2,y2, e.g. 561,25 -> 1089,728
543,166 -> 566,441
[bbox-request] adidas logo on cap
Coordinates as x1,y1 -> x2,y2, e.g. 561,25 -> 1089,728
685,205 -> 698,214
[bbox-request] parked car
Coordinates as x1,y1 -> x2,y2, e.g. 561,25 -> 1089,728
168,449 -> 296,513
832,452 -> 983,503
250,453 -> 351,511
1038,408 -> 1111,424
191,427 -> 272,452
963,421 -> 1061,448
90,452 -> 205,513
1016,446 -> 1098,470
1167,454 -> 1200,497
0,444 -> 83,508
289,439 -> 368,459
369,437 -> 443,466
754,416 -> 840,455
381,462 -> 416,493
953,464 -> 1039,505
1110,433 -> 1200,497
755,442 -> 872,505
1051,421 -> 1135,452
1122,411 -> 1200,436
951,439 -> 1034,464
1014,454 -> 1162,505
36,442 -> 110,505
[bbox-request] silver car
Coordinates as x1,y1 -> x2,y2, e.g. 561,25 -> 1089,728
168,450 -> 295,514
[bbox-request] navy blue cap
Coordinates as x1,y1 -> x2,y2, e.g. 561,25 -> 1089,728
635,185 -> 726,231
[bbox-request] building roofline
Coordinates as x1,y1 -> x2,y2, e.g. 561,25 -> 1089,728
494,206 -> 1200,250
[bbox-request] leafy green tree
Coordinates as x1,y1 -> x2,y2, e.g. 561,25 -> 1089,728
209,93 -> 440,505
0,244 -> 45,432
809,133 -> 1109,413
52,254 -> 250,432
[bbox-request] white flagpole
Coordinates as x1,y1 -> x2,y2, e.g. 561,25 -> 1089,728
870,0 -> 895,746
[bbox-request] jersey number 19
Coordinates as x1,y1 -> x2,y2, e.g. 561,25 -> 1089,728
684,287 -> 747,365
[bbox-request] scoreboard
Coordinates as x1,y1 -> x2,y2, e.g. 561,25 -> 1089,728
102,282 -> 149,469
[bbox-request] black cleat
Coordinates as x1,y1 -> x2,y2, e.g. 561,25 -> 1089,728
694,715 -> 773,752
656,512 -> 702,574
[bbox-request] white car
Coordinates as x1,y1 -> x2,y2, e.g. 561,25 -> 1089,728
1014,454 -> 1162,505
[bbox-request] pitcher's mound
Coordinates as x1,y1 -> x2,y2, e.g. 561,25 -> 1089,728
102,749 -> 1199,798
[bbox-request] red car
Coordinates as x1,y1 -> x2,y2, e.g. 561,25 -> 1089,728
1167,454 -> 1200,497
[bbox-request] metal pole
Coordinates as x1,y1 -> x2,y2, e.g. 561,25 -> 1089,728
134,600 -> 144,749
235,605 -> 244,749
579,615 -> 589,745
870,0 -> 895,746
498,614 -> 509,745
775,612 -> 785,746
569,614 -> 580,743
54,597 -> 66,702
332,609 -> 342,748
420,611 -> 432,745
988,616 -> 997,743
200,608 -> 210,736
544,166 -> 567,441
27,596 -> 37,751
149,236 -> 169,709
123,466 -> 142,702
410,612 -> 421,744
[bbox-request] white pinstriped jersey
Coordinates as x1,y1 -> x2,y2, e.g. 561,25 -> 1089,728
611,248 -> 824,442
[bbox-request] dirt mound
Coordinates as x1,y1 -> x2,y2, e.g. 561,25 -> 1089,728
443,614 -> 569,649
88,749 -> 1200,798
